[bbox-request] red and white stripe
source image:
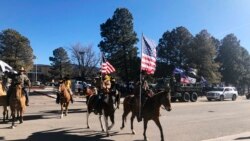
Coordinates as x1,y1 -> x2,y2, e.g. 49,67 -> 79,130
141,52 -> 156,74
101,61 -> 116,74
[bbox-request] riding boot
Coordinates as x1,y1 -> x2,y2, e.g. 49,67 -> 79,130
25,94 -> 29,106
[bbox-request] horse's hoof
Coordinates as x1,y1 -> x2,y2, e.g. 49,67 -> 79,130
132,130 -> 136,134
144,137 -> 149,141
11,126 -> 15,129
101,129 -> 104,132
87,126 -> 90,129
120,126 -> 124,130
106,133 -> 110,137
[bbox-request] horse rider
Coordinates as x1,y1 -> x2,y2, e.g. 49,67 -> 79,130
110,77 -> 118,109
64,75 -> 74,103
16,67 -> 31,106
56,78 -> 64,104
102,74 -> 111,93
134,71 -> 153,121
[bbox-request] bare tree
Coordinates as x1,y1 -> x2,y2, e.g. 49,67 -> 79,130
70,43 -> 100,80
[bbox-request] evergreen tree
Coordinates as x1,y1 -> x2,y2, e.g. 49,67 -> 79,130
157,26 -> 193,77
0,29 -> 34,71
185,30 -> 221,83
99,8 -> 139,82
216,34 -> 243,85
49,47 -> 72,79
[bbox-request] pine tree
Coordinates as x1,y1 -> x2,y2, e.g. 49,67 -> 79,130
49,47 -> 72,79
99,8 -> 139,82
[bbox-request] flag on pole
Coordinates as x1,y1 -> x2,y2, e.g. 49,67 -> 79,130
101,54 -> 116,74
141,35 -> 157,74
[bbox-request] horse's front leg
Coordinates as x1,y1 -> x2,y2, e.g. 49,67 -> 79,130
104,115 -> 109,136
60,104 -> 64,119
120,109 -> 129,130
11,110 -> 16,128
143,119 -> 149,141
19,109 -> 24,124
131,112 -> 136,134
99,114 -> 104,132
86,109 -> 90,128
108,114 -> 115,130
154,118 -> 164,141
3,106 -> 7,122
6,107 -> 9,120
65,103 -> 69,116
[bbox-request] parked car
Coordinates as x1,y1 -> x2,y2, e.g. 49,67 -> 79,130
73,80 -> 88,93
206,87 -> 238,101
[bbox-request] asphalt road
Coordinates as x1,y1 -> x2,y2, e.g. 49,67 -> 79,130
1,89 -> 250,141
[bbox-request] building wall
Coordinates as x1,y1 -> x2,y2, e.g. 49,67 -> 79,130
28,64 -> 51,83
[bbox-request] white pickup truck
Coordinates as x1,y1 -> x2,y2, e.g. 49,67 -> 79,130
73,80 -> 88,93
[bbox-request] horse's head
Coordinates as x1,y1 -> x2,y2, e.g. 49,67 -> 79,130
15,83 -> 23,100
58,83 -> 66,94
160,86 -> 172,112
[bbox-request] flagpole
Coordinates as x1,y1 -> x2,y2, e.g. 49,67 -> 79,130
100,52 -> 103,90
139,33 -> 143,119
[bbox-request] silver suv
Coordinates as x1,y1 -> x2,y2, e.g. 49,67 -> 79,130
206,87 -> 238,101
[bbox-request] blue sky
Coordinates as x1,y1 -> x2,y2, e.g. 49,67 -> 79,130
1,0 -> 250,65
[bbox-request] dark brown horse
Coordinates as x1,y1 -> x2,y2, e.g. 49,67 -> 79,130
58,82 -> 71,118
86,88 -> 120,136
121,88 -> 172,141
0,81 -> 9,122
9,83 -> 26,128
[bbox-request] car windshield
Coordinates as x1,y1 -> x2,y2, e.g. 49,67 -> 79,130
211,87 -> 224,91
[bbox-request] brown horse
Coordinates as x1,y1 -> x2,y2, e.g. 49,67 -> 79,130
121,88 -> 172,141
9,83 -> 26,128
0,81 -> 9,122
86,88 -> 119,136
58,82 -> 71,118
83,86 -> 97,104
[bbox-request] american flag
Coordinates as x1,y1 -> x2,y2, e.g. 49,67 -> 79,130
101,55 -> 116,74
141,35 -> 157,74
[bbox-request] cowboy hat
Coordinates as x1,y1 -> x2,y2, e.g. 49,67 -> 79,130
19,67 -> 25,72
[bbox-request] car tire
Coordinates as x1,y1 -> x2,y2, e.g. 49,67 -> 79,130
220,95 -> 224,101
171,97 -> 177,102
190,92 -> 198,102
246,94 -> 250,99
232,94 -> 237,101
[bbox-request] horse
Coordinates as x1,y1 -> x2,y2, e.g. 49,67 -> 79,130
86,88 -> 119,136
9,83 -> 26,128
58,82 -> 71,118
120,86 -> 172,141
83,85 -> 97,104
0,81 -> 9,122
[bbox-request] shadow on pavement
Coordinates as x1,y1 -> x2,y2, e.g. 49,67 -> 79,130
235,136 -> 250,140
40,108 -> 87,114
8,128 -> 116,141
